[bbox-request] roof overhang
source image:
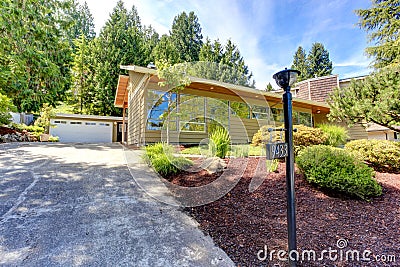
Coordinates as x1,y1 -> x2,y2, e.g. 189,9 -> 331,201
116,65 -> 330,114
114,75 -> 129,108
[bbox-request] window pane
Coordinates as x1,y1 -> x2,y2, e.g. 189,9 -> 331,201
271,108 -> 283,123
230,102 -> 250,119
252,105 -> 269,120
147,90 -> 177,130
299,112 -> 312,126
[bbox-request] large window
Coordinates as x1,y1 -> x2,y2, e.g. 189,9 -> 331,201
179,95 -> 206,132
271,108 -> 283,123
230,101 -> 250,119
147,90 -> 177,130
251,105 -> 269,120
292,111 -> 313,127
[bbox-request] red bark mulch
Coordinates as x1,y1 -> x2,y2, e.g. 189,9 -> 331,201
167,157 -> 400,267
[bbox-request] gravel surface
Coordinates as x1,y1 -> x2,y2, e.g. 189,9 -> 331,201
168,157 -> 400,267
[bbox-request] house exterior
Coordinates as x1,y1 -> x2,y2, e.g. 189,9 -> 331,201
290,75 -> 369,140
366,124 -> 400,141
114,65 -> 332,146
50,113 -> 126,143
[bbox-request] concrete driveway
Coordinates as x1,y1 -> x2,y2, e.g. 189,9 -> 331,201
0,143 -> 233,267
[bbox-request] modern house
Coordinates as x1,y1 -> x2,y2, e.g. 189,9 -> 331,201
114,65 -> 333,146
50,113 -> 126,143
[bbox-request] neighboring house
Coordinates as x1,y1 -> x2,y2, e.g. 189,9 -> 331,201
114,65 -> 331,146
290,74 -> 369,140
49,113 -> 126,143
366,123 -> 400,141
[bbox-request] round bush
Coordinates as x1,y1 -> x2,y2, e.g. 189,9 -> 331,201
296,145 -> 382,200
345,139 -> 400,172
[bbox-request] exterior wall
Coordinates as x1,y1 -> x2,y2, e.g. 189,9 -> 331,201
139,85 -> 314,145
368,131 -> 397,141
296,82 -> 310,100
308,75 -> 338,102
295,75 -> 339,103
346,124 -> 368,140
127,72 -> 146,145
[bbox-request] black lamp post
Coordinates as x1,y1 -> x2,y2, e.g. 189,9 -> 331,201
273,68 -> 300,267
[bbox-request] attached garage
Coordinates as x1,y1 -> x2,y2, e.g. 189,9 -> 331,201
50,113 -> 126,143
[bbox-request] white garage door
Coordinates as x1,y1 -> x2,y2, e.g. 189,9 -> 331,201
50,119 -> 113,143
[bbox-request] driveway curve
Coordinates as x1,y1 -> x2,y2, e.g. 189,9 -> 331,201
0,143 -> 233,267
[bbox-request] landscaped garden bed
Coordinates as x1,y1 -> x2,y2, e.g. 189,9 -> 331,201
166,157 -> 400,266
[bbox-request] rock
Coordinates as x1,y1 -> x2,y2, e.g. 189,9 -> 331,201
201,157 -> 227,174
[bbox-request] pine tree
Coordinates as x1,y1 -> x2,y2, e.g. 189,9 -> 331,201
307,42 -> 333,78
328,65 -> 400,133
356,0 -> 400,69
291,46 -> 308,81
170,11 -> 203,62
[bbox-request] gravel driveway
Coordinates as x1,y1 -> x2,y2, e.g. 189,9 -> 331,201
0,143 -> 233,267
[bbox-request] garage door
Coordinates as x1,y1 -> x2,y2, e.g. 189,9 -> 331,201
50,120 -> 113,143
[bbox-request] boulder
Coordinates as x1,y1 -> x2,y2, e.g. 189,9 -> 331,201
201,157 -> 227,174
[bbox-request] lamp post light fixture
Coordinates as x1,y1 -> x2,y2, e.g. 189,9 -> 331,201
273,68 -> 300,267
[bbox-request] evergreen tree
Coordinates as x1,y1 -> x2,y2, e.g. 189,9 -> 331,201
91,0 -> 147,116
307,42 -> 333,78
65,0 -> 95,45
265,83 -> 274,92
291,46 -> 308,81
170,11 -> 203,62
70,34 -> 91,114
142,26 -> 160,64
0,0 -> 72,112
199,38 -> 223,63
356,0 -> 400,69
328,65 -> 400,133
152,35 -> 179,65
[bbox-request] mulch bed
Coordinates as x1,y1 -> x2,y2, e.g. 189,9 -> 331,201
0,126 -> 19,135
166,157 -> 400,267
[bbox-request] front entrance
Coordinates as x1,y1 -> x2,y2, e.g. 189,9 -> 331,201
117,122 -> 127,142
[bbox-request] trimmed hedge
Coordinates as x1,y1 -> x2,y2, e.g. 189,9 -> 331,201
345,139 -> 400,172
296,145 -> 382,200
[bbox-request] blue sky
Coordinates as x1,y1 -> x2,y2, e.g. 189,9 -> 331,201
80,0 -> 373,89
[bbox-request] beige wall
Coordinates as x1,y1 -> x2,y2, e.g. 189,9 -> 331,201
368,131 -> 397,141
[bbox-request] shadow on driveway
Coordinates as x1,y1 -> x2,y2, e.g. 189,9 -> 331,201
0,143 -> 233,266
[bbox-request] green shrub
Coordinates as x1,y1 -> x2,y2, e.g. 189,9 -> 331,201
48,135 -> 59,142
293,125 -> 327,155
143,143 -> 192,177
317,124 -> 348,147
251,125 -> 278,146
345,139 -> 400,172
209,127 -> 230,158
229,144 -> 249,157
11,123 -> 44,134
252,124 -> 327,155
296,145 -> 382,200
0,93 -> 16,125
266,159 -> 279,172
